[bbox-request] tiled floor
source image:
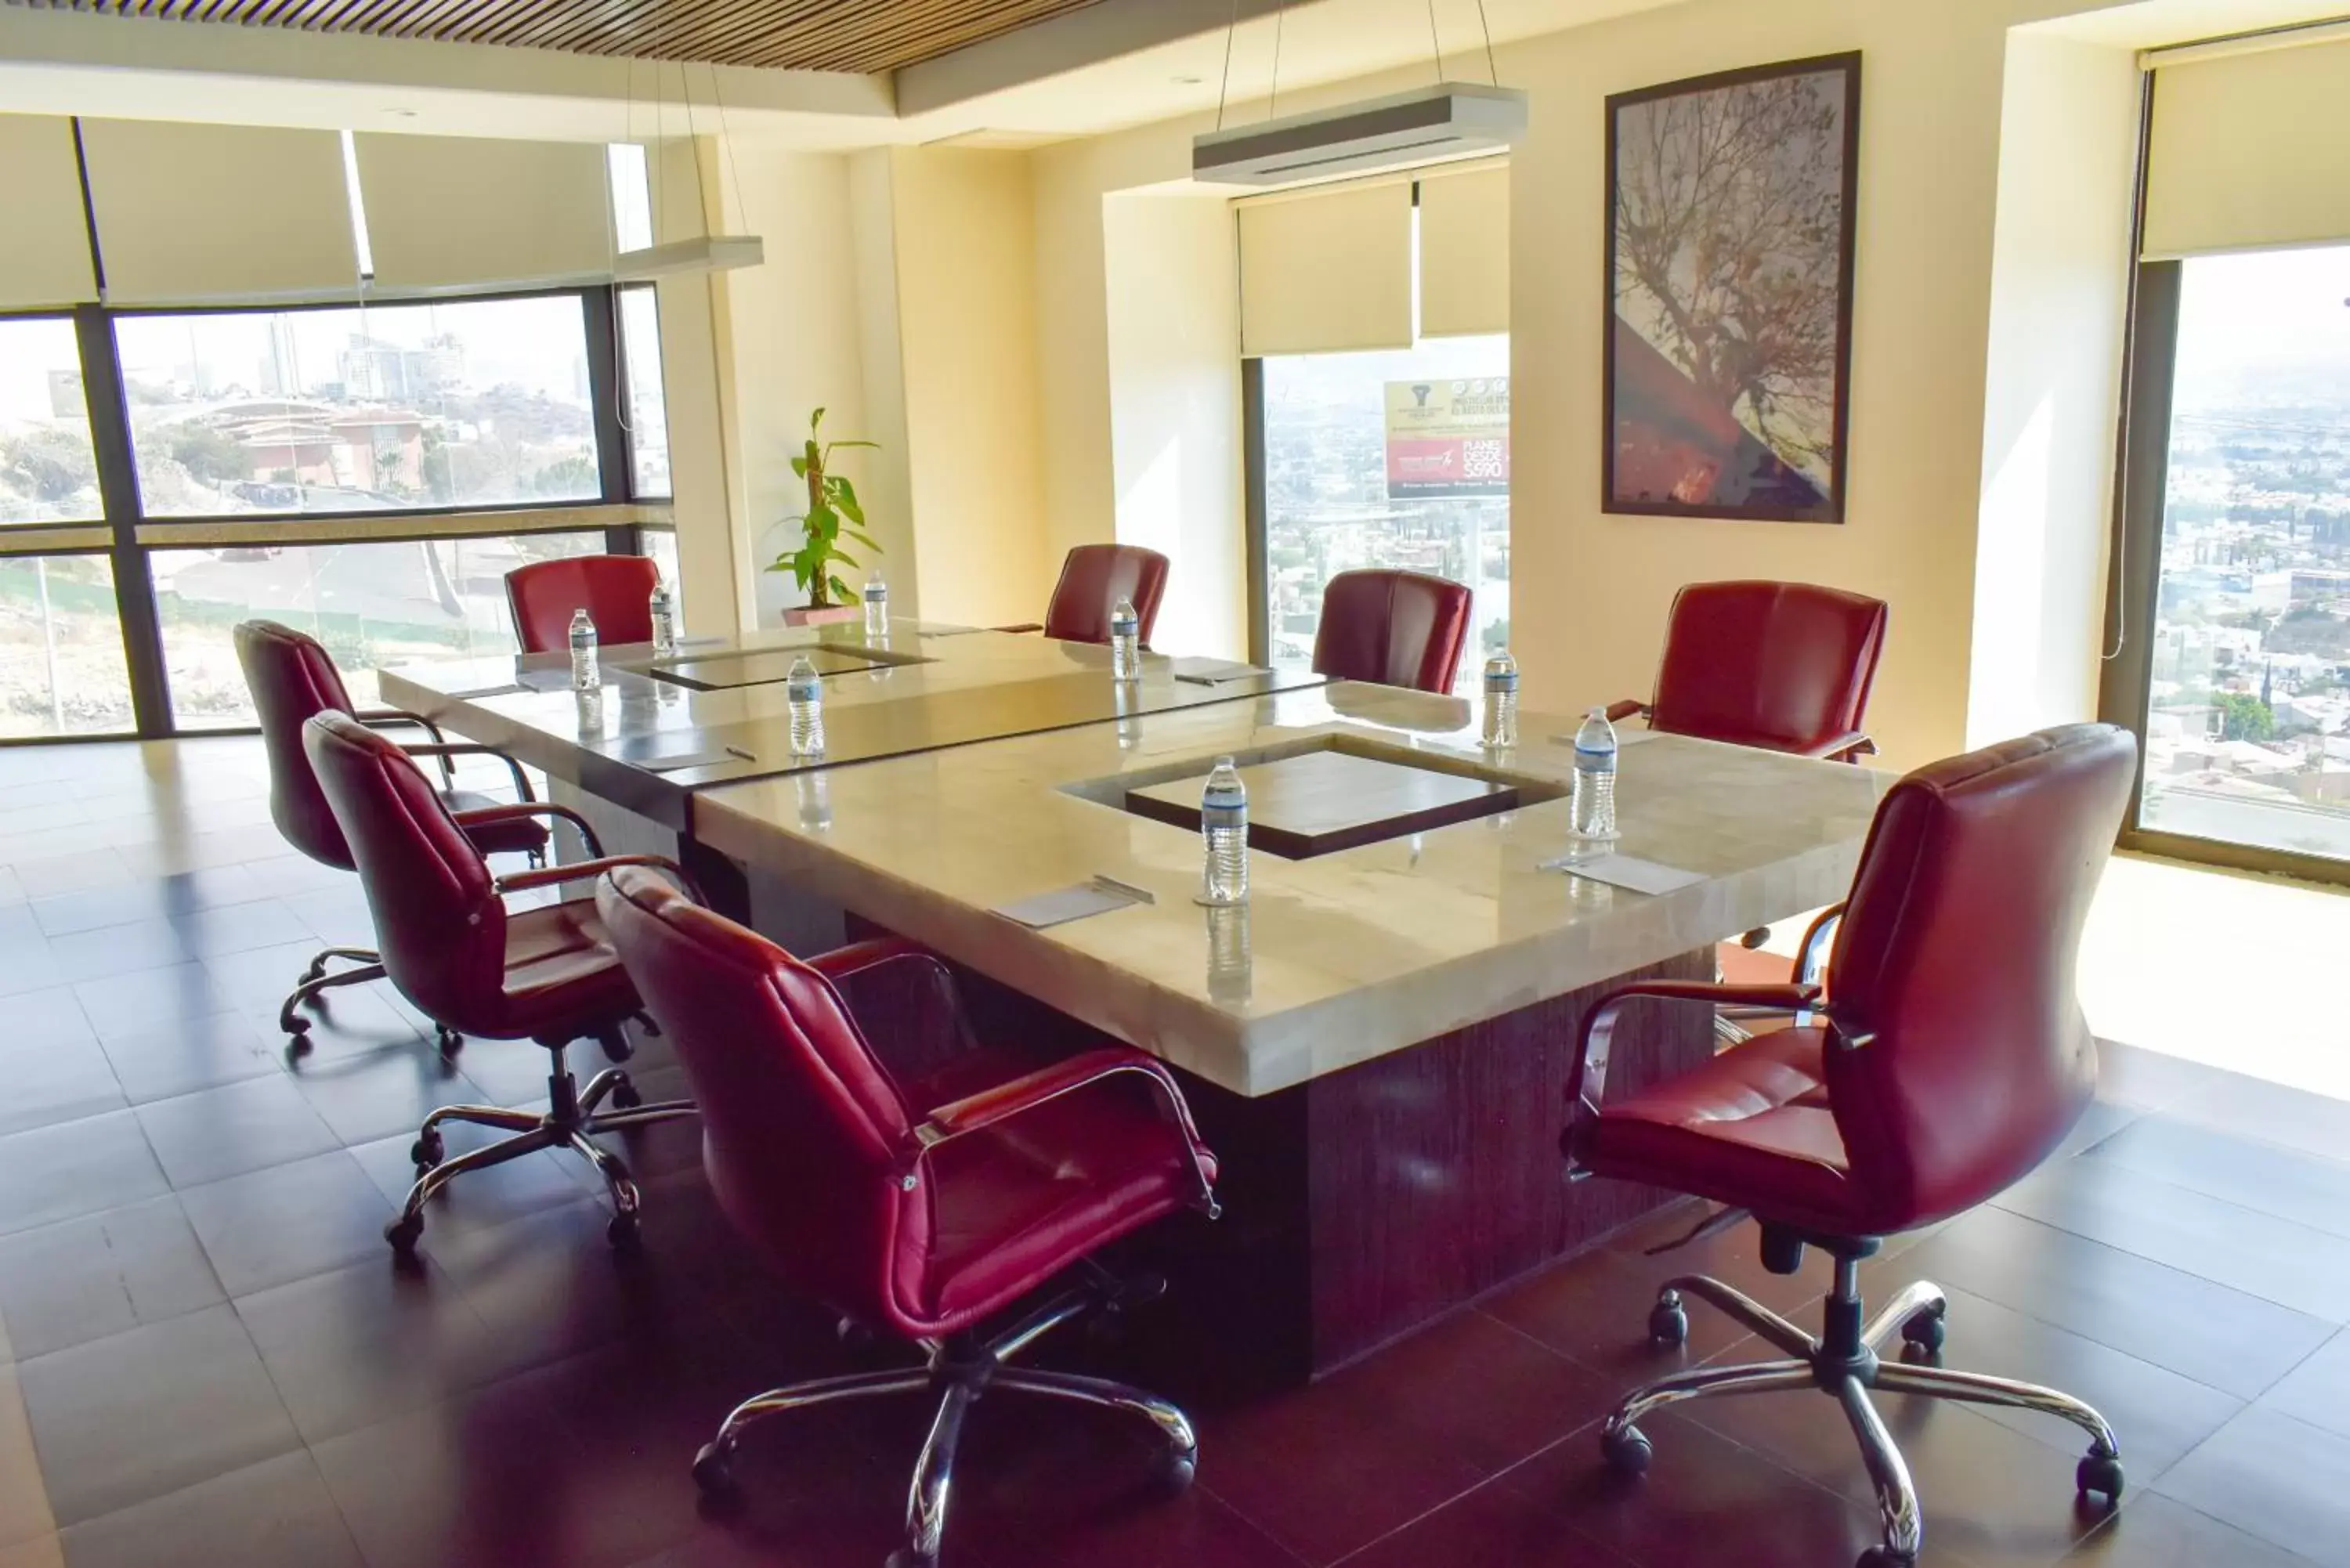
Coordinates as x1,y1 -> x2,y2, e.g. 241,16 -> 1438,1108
4,736 -> 2350,1567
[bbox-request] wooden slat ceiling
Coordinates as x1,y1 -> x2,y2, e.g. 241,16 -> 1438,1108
0,0 -> 1108,74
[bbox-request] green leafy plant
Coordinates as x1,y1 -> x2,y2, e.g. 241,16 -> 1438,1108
765,406 -> 880,609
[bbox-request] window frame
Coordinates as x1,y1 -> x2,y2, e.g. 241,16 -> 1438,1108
0,282 -> 671,746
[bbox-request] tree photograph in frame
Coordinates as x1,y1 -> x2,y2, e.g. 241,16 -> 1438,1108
1603,52 -> 1862,523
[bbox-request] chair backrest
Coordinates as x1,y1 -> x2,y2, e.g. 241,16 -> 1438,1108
234,620 -> 360,870
1310,569 -> 1473,694
1647,580 -> 1889,754
504,555 -> 659,654
595,866 -> 917,1324
1824,723 -> 2136,1229
302,710 -> 510,1029
1042,544 -> 1172,645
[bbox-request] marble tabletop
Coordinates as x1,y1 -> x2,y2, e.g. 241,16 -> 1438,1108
376,622 -> 1326,830
692,682 -> 1893,1097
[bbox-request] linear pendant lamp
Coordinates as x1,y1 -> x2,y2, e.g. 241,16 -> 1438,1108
612,234 -> 765,281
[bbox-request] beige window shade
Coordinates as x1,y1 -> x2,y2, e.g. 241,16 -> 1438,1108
354,133 -> 612,293
78,120 -> 356,304
2145,38 -> 2350,258
1418,164 -> 1509,337
1238,180 -> 1412,356
0,116 -> 97,310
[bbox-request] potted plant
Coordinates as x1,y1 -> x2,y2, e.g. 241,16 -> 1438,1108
766,406 -> 880,627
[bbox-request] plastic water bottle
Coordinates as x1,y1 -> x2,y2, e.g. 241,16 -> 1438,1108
862,572 -> 888,638
1110,598 -> 1141,681
1198,756 -> 1249,905
786,655 -> 825,755
1482,650 -> 1519,748
568,609 -> 598,692
1571,706 -> 1619,843
648,579 -> 676,656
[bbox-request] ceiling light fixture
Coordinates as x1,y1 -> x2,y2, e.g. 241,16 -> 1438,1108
612,56 -> 764,284
1194,0 -> 1524,186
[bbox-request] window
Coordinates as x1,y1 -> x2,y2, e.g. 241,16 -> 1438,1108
152,531 -> 608,728
1257,335 -> 1510,692
2130,246 -> 2350,865
619,286 -> 672,499
0,554 -> 134,739
114,294 -> 602,518
1,316 -> 102,526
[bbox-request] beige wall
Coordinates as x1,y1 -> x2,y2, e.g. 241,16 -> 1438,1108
1024,0 -> 2160,769
1102,190 -> 1248,656
888,145 -> 1051,627
1968,28 -> 2140,746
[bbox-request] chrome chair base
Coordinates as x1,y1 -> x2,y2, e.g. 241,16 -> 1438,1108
1601,1257 -> 2123,1568
280,946 -> 390,1052
383,1043 -> 696,1255
691,1274 -> 1198,1568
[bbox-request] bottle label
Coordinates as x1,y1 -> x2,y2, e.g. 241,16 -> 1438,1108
1202,803 -> 1247,832
788,681 -> 819,703
1485,673 -> 1518,693
1574,747 -> 1616,774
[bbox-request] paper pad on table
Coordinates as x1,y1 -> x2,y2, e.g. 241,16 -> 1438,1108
995,880 -> 1152,928
1539,852 -> 1705,895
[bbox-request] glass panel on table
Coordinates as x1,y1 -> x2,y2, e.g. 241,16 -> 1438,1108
1260,334 -> 1509,694
619,284 -> 672,499
113,295 -> 600,519
152,530 -> 605,728
0,554 -> 134,739
1,316 -> 103,527
2144,245 -> 2350,862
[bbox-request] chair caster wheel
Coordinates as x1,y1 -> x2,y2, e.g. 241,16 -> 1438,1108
610,1081 -> 642,1111
1600,1424 -> 1653,1475
837,1316 -> 878,1353
435,1027 -> 462,1057
2077,1451 -> 2124,1502
1900,1302 -> 1947,1354
1856,1547 -> 1915,1567
606,1212 -> 640,1250
690,1441 -> 735,1494
1648,1292 -> 1689,1346
885,1550 -> 937,1568
1151,1444 -> 1198,1496
284,1019 -> 312,1057
410,1131 -> 443,1172
384,1214 -> 423,1256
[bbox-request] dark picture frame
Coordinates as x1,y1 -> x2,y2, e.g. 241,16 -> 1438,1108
1602,51 -> 1863,524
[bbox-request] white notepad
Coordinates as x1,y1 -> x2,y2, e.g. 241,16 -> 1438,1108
1171,657 -> 1274,685
995,877 -> 1155,928
1539,852 -> 1706,895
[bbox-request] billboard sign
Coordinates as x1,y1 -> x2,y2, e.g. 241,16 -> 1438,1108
1384,377 -> 1510,498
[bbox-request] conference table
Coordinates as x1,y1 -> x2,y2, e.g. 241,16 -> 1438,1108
381,620 -> 1885,1390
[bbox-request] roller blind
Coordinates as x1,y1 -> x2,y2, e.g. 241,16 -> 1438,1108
1418,164 -> 1509,337
1238,179 -> 1412,356
78,120 -> 357,304
2145,38 -> 2350,258
0,116 -> 97,310
353,132 -> 612,293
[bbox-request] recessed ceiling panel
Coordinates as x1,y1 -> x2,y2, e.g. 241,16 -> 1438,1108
0,0 -> 1111,74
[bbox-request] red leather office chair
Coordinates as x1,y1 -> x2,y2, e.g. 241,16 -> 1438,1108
233,620 -> 548,1052
999,544 -> 1172,645
1607,580 -> 1889,761
1562,724 -> 2137,1568
595,866 -> 1219,1568
302,712 -> 696,1253
505,554 -> 659,653
1311,568 -> 1473,694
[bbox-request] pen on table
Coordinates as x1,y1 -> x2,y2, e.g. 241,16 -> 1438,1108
724,746 -> 757,762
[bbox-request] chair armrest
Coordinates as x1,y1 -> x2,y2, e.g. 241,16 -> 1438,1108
1603,699 -> 1649,724
360,710 -> 454,785
455,800 -> 602,857
1801,730 -> 1877,763
404,741 -> 537,802
990,622 -> 1045,636
494,852 -> 702,904
1562,979 -> 1823,1177
910,1047 -> 1219,1217
807,936 -> 954,987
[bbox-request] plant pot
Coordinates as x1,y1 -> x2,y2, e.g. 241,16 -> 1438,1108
783,604 -> 860,627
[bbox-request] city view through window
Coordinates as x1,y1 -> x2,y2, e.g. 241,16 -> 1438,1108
1260,333 -> 1509,692
2145,245 -> 2350,861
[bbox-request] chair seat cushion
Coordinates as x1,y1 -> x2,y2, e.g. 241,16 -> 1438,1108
497,898 -> 635,1039
902,1075 -> 1216,1331
444,790 -> 549,857
1585,1026 -> 1859,1234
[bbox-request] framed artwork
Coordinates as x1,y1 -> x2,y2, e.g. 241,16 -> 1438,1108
1603,51 -> 1862,524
